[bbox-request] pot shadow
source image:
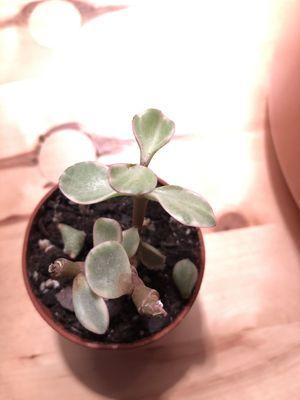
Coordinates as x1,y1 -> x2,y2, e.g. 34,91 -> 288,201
58,300 -> 212,400
264,105 -> 300,249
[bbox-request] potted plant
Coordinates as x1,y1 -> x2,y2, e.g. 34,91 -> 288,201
23,108 -> 215,349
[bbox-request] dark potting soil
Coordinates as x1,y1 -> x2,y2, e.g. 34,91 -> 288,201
26,189 -> 202,344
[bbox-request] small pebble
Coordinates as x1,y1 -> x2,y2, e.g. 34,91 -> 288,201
45,279 -> 60,289
38,239 -> 54,253
40,279 -> 60,293
39,282 -> 48,293
143,218 -> 155,231
33,271 -> 39,281
143,218 -> 151,226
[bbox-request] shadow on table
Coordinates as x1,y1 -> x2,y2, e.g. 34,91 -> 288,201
58,300 -> 212,400
264,106 -> 300,251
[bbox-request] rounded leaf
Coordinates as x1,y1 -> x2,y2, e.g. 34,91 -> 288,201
133,108 -> 175,166
108,164 -> 157,195
73,273 -> 109,334
146,185 -> 216,228
58,223 -> 86,259
59,161 -> 118,204
138,241 -> 166,270
93,218 -> 122,246
122,227 -> 140,258
173,259 -> 198,299
85,241 -> 132,299
55,286 -> 74,312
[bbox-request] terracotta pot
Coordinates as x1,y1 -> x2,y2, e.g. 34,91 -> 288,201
22,184 -> 205,350
269,4 -> 300,208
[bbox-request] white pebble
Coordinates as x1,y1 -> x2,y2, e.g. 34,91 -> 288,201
38,239 -> 54,252
45,279 -> 60,289
39,282 -> 47,293
33,271 -> 39,281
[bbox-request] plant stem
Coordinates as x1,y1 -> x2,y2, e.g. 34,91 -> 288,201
132,196 -> 148,230
48,258 -> 84,279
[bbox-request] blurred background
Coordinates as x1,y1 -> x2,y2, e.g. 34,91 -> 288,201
1,1 -> 300,399
1,0 -> 299,227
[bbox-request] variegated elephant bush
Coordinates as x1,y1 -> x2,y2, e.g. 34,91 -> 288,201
49,109 -> 215,334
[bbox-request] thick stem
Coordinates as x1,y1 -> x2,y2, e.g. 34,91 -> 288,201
132,196 -> 149,230
131,266 -> 167,317
49,258 -> 84,279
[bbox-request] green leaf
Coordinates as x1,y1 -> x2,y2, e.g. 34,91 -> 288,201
93,218 -> 122,246
122,227 -> 140,258
172,259 -> 198,299
55,286 -> 74,312
146,185 -> 216,228
58,223 -> 86,259
73,273 -> 109,334
108,164 -> 157,195
59,161 -> 118,205
85,241 -> 132,299
138,241 -> 166,270
132,108 -> 175,166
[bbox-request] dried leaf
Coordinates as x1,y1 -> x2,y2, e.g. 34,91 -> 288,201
131,268 -> 167,317
48,258 -> 84,279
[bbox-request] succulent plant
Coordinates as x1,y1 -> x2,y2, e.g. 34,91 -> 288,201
57,223 -> 86,259
48,108 -> 215,335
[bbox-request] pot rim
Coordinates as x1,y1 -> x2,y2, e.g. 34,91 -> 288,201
22,184 -> 205,350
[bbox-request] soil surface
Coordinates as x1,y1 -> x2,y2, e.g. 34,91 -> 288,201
26,189 -> 201,344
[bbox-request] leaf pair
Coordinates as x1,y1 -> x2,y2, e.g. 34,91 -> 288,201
132,108 -> 175,166
90,218 -> 167,294
71,219 -> 140,334
93,218 -> 140,257
72,240 -> 133,335
59,108 -> 215,228
86,218 -> 140,300
60,162 -> 157,201
59,108 -> 172,201
60,162 -> 215,228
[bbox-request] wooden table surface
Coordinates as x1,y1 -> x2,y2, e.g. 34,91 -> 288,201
1,1 -> 300,399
